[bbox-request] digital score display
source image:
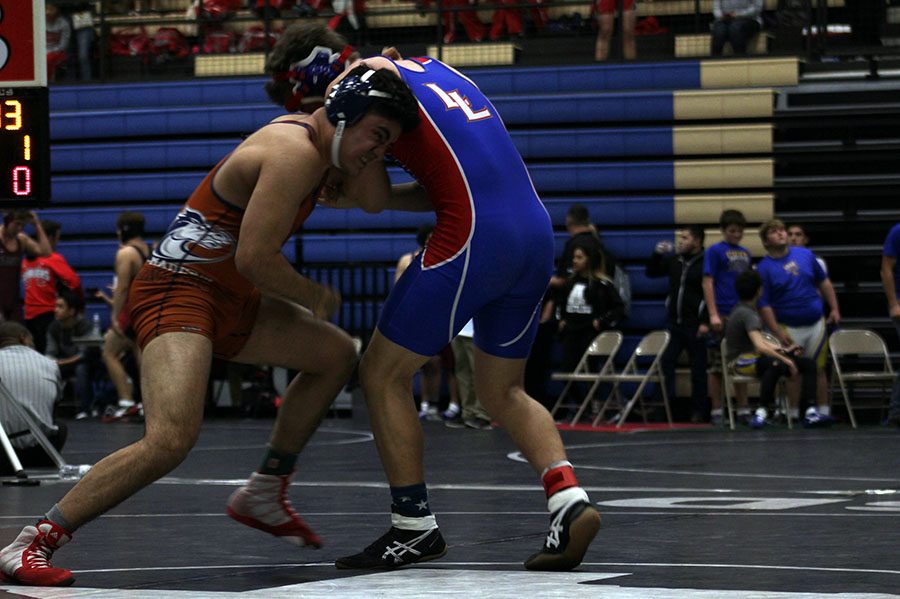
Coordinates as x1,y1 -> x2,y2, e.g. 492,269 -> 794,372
0,87 -> 49,207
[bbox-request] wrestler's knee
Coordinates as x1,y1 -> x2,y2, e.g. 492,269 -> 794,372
142,423 -> 200,467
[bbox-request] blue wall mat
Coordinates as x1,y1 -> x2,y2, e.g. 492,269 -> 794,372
49,62 -> 701,111
541,196 -> 674,226
470,62 -> 701,95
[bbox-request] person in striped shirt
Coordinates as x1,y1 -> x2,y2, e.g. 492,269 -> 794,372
0,321 -> 66,475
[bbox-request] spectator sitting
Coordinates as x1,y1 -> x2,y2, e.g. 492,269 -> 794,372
646,225 -> 708,422
45,3 -> 72,82
710,0 -> 762,56
21,220 -> 82,355
0,322 -> 66,475
725,271 -> 824,428
46,290 -> 101,420
703,209 -> 752,424
757,218 -> 839,427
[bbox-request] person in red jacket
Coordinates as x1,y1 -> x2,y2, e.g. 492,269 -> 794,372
21,220 -> 82,355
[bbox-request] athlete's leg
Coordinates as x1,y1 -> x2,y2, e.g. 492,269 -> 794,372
57,332 -> 212,528
473,347 -> 565,471
226,295 -> 356,548
358,329 -> 431,486
230,294 -> 357,454
101,328 -> 135,404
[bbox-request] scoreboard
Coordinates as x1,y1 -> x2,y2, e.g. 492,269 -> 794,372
0,88 -> 49,205
0,0 -> 50,207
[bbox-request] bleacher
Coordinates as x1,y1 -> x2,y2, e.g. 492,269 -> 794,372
44,56 -> 797,361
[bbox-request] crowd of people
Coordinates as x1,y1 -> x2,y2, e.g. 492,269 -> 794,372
1,19 -> 897,589
44,0 -> 784,81
0,210 -> 150,443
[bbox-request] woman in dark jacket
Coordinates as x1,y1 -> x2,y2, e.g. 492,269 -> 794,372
554,242 -> 626,374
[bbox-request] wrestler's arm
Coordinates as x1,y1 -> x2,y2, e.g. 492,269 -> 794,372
236,142 -> 340,318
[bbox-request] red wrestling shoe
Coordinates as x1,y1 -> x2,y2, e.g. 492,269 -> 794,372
0,520 -> 74,586
226,472 -> 322,548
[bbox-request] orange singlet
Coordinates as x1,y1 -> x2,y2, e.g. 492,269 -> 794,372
130,121 -> 320,359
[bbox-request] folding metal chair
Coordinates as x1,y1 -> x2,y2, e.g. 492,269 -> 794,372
592,330 -> 672,428
721,332 -> 792,430
0,376 -> 69,480
829,329 -> 896,429
549,331 -> 622,425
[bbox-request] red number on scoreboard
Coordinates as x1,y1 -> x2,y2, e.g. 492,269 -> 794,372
12,166 -> 31,196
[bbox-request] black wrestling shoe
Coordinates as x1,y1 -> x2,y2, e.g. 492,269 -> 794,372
335,526 -> 447,570
524,500 -> 601,571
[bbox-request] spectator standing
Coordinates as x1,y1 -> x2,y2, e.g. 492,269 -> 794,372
0,322 -> 65,474
703,209 -> 752,423
490,0 -> 524,40
394,224 -> 448,420
0,211 -> 51,323
524,288 -> 557,411
757,218 -> 839,426
550,204 -> 618,290
554,243 -> 625,398
787,223 -> 828,275
68,2 -> 96,81
725,271 -> 821,429
45,291 -> 101,420
646,225 -> 708,422
419,0 -> 485,43
594,0 -> 636,61
881,223 -> 900,428
711,0 -> 763,56
45,3 -> 72,82
100,213 -> 150,419
21,220 -> 82,355
448,319 -> 492,429
787,222 -> 832,409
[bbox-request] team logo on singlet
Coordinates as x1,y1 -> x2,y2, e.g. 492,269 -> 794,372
152,208 -> 235,265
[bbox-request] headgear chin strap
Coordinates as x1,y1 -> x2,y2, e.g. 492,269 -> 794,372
274,45 -> 354,112
330,120 -> 346,169
325,68 -> 395,171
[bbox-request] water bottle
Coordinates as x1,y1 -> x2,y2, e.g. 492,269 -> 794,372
92,313 -> 101,335
59,464 -> 91,480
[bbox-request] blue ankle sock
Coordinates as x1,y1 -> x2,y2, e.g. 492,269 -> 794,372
258,445 -> 298,476
390,483 -> 432,517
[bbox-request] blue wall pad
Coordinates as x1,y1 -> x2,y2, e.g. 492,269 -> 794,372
49,62 -> 701,111
51,126 -> 680,172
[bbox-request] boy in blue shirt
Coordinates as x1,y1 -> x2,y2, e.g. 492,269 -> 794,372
757,219 -> 840,426
703,209 -> 752,423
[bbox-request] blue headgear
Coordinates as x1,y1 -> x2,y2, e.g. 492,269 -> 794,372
325,68 -> 396,170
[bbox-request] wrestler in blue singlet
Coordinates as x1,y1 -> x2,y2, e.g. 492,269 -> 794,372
377,57 -> 554,359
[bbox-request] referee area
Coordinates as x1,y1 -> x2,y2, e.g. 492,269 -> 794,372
3,403 -> 899,598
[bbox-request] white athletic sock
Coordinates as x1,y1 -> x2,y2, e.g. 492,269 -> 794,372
547,486 -> 589,514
